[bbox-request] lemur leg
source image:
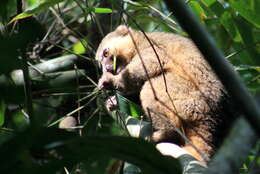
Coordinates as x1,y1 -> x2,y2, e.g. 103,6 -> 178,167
140,73 -> 214,161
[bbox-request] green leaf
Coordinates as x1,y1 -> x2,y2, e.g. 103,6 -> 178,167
190,1 -> 207,20
234,16 -> 260,65
72,40 -> 87,54
220,11 -> 241,42
0,127 -> 181,174
201,0 -> 216,7
229,0 -> 260,28
8,0 -> 63,24
116,94 -> 143,118
0,101 -> 5,126
201,0 -> 225,17
236,65 -> 260,93
0,0 -> 17,23
12,111 -> 30,131
26,0 -> 40,7
85,7 -> 112,14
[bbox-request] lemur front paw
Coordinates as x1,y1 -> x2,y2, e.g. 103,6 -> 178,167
105,95 -> 118,111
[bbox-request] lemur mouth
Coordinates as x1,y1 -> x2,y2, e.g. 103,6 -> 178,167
105,64 -> 113,73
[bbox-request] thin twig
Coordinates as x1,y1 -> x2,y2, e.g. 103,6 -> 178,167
49,41 -> 92,61
121,17 -> 158,100
83,108 -> 99,127
20,54 -> 34,122
77,90 -> 99,103
47,95 -> 97,127
74,64 -> 82,136
84,0 -> 105,37
226,40 -> 260,59
123,0 -> 179,32
123,11 -> 168,95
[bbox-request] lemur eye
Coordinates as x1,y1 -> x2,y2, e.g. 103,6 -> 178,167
102,48 -> 110,58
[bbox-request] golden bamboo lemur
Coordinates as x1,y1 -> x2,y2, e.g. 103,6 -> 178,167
96,25 -> 233,162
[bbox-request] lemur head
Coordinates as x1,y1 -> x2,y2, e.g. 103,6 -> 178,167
95,25 -> 137,74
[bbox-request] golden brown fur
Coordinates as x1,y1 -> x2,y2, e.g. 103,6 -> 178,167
96,25 -> 232,161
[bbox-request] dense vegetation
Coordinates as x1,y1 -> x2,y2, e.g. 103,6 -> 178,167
0,0 -> 259,173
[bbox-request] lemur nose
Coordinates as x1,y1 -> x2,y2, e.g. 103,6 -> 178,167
101,81 -> 113,90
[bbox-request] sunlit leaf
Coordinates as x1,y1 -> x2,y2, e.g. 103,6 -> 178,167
189,1 -> 207,20
85,7 -> 112,13
0,101 -> 5,126
8,0 -> 63,24
72,40 -> 87,54
26,0 -> 40,7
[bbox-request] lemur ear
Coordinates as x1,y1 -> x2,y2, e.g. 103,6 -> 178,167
115,25 -> 130,36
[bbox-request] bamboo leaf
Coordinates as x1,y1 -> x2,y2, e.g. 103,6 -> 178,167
201,0 -> 216,7
116,94 -> 143,118
72,41 -> 87,54
234,16 -> 260,65
229,0 -> 260,28
220,11 -> 241,42
85,7 -> 112,14
201,0 -> 224,17
0,101 -> 5,127
189,1 -> 207,20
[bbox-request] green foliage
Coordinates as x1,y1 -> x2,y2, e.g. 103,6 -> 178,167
71,40 -> 87,54
0,0 -> 259,173
116,94 -> 143,118
9,0 -> 113,24
9,0 -> 64,24
236,65 -> 260,93
84,7 -> 113,13
0,101 -> 5,127
0,127 -> 180,174
186,0 -> 260,93
0,0 -> 17,23
229,0 -> 260,28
